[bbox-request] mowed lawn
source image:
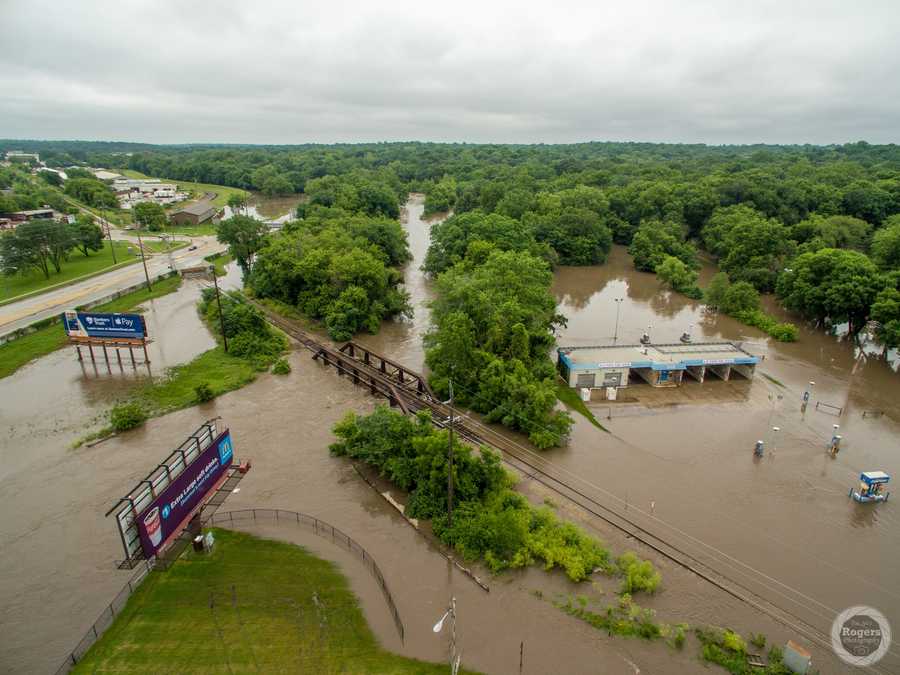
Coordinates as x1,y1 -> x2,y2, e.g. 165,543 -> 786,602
73,529 -> 463,674
0,240 -> 136,302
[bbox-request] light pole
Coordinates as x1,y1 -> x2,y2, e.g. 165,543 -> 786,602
433,597 -> 459,675
613,298 -> 623,344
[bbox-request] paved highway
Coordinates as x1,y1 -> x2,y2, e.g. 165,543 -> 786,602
0,234 -> 225,338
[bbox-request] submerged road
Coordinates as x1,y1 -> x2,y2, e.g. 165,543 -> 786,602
0,234 -> 224,338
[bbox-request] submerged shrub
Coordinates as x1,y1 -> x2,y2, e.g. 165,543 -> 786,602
618,551 -> 662,594
109,402 -> 147,432
272,358 -> 291,375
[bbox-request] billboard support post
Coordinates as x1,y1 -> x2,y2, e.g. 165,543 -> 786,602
62,310 -> 152,368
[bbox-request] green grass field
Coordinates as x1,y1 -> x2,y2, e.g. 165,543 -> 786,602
205,251 -> 233,276
136,345 -> 258,415
0,275 -> 183,380
73,529 -> 464,674
0,241 -> 137,302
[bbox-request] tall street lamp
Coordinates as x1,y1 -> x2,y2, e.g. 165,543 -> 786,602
613,298 -> 624,344
433,597 -> 460,675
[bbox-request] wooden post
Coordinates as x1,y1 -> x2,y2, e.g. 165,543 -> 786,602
116,348 -> 123,367
88,343 -> 95,363
102,342 -> 110,366
142,339 -> 150,364
76,345 -> 83,362
129,346 -> 136,367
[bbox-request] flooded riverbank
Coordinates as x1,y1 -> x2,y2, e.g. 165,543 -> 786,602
365,197 -> 900,671
2,195 -> 898,673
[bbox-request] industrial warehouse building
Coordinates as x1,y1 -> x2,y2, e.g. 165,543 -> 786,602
170,201 -> 218,225
557,342 -> 759,389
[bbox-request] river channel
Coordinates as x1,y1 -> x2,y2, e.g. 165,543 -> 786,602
1,195 -> 898,673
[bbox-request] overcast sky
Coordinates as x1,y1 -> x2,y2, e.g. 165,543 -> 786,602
2,0 -> 899,145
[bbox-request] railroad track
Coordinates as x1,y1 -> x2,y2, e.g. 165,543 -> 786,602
254,300 -> 896,673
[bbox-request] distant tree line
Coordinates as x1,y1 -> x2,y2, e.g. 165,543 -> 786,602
6,139 -> 900,347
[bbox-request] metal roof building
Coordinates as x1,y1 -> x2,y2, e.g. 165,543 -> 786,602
557,342 -> 759,389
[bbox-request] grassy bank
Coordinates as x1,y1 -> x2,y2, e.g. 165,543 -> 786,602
79,291 -> 288,445
205,251 -> 233,276
0,240 -> 136,302
555,381 -> 607,430
0,275 -> 183,380
137,345 -> 258,414
73,528 -> 463,674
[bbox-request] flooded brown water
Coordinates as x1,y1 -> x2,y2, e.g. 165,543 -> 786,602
2,195 -> 899,673
221,192 -> 302,223
356,196 -> 900,672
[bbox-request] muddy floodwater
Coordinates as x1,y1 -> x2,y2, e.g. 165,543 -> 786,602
221,192 -> 302,223
2,195 -> 899,674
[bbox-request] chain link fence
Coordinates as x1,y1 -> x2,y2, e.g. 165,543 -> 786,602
54,508 -> 403,674
209,509 -> 405,643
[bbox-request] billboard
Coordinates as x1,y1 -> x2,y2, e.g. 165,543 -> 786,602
136,429 -> 234,557
62,311 -> 146,340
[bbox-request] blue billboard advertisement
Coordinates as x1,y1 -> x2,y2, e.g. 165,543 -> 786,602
137,430 -> 234,557
62,311 -> 146,340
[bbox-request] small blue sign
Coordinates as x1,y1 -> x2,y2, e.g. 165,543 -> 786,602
62,311 -> 146,340
218,434 -> 233,464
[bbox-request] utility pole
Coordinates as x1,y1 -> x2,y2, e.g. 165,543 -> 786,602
105,214 -> 117,264
213,270 -> 229,352
136,232 -> 151,291
447,378 -> 455,530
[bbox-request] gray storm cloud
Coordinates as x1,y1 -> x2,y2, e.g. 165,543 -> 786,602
1,0 -> 899,144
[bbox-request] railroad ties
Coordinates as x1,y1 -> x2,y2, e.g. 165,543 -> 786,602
249,300 -> 482,441
251,301 -> 852,658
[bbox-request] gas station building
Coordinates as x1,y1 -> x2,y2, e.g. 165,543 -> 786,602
557,342 -> 759,389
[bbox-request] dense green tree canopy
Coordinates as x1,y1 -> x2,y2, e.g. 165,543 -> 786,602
216,215 -> 270,273
132,202 -> 167,230
249,214 -> 411,341
71,215 -> 104,257
871,217 -> 900,270
423,211 -> 536,274
0,219 -> 74,278
628,220 -> 696,272
425,249 -> 571,448
776,248 -> 884,334
63,177 -> 118,208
